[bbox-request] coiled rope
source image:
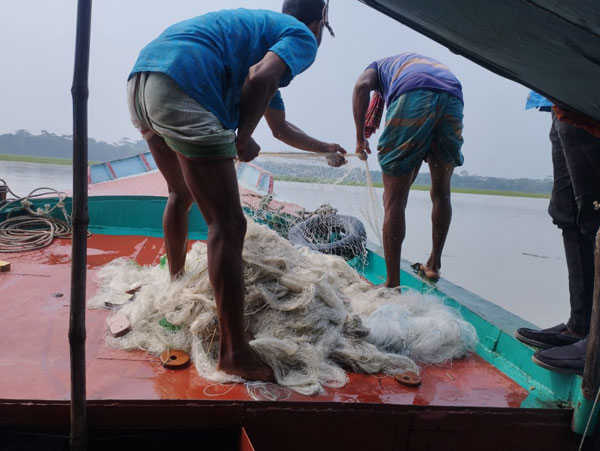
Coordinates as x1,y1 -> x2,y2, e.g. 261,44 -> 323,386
0,179 -> 72,253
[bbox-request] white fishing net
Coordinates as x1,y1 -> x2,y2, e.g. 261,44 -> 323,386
240,155 -> 384,250
236,155 -> 383,273
89,220 -> 477,396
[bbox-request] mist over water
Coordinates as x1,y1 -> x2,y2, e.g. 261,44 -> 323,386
1,160 -> 568,328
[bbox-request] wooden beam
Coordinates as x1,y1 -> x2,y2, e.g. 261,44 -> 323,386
582,227 -> 600,398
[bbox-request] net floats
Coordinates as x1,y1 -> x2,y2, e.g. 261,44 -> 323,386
107,312 -> 131,338
160,350 -> 191,369
394,371 -> 422,387
105,293 -> 134,308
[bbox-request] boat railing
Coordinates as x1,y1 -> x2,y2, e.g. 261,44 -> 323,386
88,151 -> 157,184
236,161 -> 274,196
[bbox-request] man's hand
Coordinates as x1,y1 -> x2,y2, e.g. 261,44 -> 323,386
355,139 -> 371,161
265,108 -> 348,167
236,137 -> 261,163
324,143 -> 347,167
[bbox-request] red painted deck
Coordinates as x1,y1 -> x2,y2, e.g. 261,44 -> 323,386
0,234 -> 528,408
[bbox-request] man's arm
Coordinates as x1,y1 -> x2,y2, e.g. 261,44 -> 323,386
352,68 -> 379,160
236,51 -> 289,162
264,108 -> 347,167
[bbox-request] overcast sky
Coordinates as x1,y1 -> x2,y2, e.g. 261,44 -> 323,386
0,0 -> 554,179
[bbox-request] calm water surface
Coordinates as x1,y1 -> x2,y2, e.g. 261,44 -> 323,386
274,181 -> 568,329
0,160 -> 72,195
1,160 -> 568,328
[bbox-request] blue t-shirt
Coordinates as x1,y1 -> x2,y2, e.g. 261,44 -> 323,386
269,90 -> 285,111
367,53 -> 463,106
129,9 -> 316,129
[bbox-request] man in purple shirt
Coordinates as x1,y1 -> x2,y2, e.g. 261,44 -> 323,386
352,53 -> 464,288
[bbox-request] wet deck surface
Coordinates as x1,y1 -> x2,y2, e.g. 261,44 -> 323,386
0,234 -> 529,408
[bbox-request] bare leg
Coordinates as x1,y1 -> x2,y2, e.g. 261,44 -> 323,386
146,135 -> 193,279
382,171 -> 414,288
176,155 -> 274,382
421,148 -> 454,280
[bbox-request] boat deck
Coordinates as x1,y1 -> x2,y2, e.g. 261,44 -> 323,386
1,171 -> 585,449
87,169 -> 304,217
1,234 -> 527,408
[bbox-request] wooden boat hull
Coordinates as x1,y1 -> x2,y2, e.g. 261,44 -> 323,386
1,173 -> 598,449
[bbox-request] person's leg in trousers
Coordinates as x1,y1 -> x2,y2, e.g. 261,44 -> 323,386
548,115 -> 595,337
531,114 -> 600,373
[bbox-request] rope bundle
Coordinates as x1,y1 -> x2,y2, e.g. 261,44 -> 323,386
0,179 -> 72,253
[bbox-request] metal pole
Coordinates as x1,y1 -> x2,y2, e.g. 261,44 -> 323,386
69,1 -> 92,450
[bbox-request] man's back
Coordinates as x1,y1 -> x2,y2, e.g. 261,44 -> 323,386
130,9 -> 318,130
369,53 -> 463,107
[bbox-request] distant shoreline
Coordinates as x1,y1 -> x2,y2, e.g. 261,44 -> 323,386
411,185 -> 549,199
0,154 -> 550,199
273,176 -> 550,199
0,154 -> 97,166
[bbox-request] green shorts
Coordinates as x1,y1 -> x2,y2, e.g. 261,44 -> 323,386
377,90 -> 464,176
127,72 -> 236,158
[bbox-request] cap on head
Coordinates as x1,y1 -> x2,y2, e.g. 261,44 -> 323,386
282,0 -> 335,37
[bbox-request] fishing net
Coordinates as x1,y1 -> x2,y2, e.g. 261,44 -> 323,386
235,153 -> 384,272
239,154 -> 383,247
89,220 -> 477,396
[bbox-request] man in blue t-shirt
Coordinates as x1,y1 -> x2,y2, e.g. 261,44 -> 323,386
352,53 -> 464,288
127,1 -> 345,382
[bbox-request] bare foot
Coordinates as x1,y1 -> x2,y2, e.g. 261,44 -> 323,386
411,262 -> 440,281
376,283 -> 402,294
218,345 -> 275,382
384,276 -> 400,289
384,281 -> 400,290
170,268 -> 185,282
419,263 -> 440,280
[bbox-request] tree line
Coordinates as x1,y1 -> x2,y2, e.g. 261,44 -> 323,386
256,159 -> 553,195
0,130 -> 146,162
1,130 -> 552,195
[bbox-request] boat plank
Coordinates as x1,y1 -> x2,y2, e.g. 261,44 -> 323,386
0,235 -> 528,408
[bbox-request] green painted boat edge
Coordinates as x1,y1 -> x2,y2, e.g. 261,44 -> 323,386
364,241 -> 582,409
17,196 -> 582,410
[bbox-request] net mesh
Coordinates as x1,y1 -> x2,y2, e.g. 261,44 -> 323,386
89,152 -> 477,395
90,220 -> 477,395
239,154 -> 383,264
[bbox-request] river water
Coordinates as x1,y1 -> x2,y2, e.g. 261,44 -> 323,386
1,160 -> 568,328
0,160 -> 73,195
274,181 -> 568,329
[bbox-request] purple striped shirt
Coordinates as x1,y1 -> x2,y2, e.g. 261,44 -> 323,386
367,53 -> 463,106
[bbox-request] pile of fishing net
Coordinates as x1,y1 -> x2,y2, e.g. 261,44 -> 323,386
89,220 -> 477,396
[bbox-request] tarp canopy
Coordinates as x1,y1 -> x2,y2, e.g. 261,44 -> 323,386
360,0 -> 600,121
